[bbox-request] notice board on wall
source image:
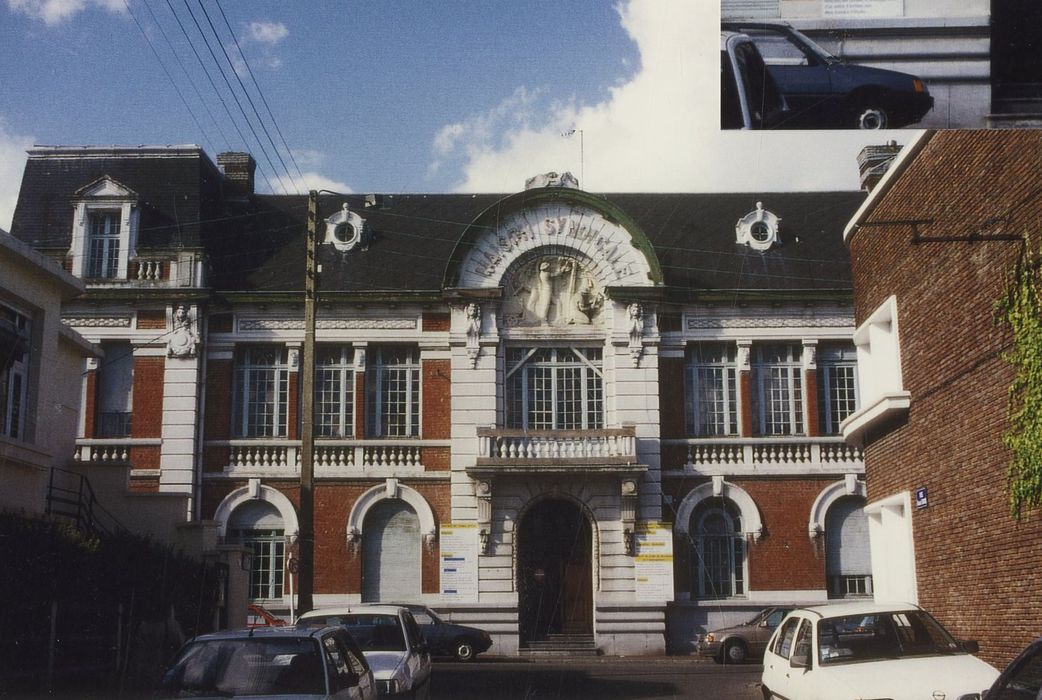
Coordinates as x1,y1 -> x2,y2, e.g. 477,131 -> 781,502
440,522 -> 479,600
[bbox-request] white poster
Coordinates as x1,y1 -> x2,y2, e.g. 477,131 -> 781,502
439,522 -> 479,600
634,521 -> 674,601
823,0 -> 904,18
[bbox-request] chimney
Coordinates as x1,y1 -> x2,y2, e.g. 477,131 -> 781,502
217,152 -> 256,199
857,141 -> 902,192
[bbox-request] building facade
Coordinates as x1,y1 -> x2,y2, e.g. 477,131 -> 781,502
722,0 -> 1042,128
11,145 -> 870,655
843,129 -> 1042,666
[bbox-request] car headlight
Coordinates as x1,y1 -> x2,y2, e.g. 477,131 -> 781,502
704,633 -> 715,644
379,679 -> 400,694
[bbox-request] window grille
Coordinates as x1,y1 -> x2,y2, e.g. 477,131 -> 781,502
233,346 -> 289,438
752,344 -> 804,435
505,347 -> 603,430
685,343 -> 739,436
316,346 -> 354,438
86,211 -> 121,278
367,346 -> 420,438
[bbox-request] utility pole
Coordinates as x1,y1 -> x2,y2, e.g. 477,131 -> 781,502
297,189 -> 318,614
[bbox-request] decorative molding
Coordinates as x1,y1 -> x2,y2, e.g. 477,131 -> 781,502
323,202 -> 367,252
465,302 -> 481,367
237,318 -> 417,331
63,316 -> 132,328
627,303 -> 645,367
686,315 -> 852,330
735,201 -> 781,251
167,304 -> 199,359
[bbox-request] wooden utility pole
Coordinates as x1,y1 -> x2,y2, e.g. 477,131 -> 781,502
297,189 -> 318,613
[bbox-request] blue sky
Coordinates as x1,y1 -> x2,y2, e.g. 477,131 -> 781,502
0,0 -> 903,229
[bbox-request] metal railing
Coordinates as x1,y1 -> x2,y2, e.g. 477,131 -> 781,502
45,467 -> 124,537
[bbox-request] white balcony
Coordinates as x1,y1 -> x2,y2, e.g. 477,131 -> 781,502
208,439 -> 449,476
472,426 -> 644,476
663,436 -> 863,476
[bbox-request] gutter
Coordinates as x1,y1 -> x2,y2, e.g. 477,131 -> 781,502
843,129 -> 935,246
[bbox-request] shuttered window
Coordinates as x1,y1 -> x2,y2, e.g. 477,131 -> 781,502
826,496 -> 872,598
362,500 -> 421,602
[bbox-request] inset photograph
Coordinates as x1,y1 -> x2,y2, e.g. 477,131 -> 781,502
721,0 -> 1042,130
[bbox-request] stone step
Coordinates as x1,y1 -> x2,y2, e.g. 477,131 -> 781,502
519,634 -> 600,656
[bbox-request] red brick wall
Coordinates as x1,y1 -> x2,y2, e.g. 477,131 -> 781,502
847,130 -> 1042,666
422,312 -> 450,332
804,368 -> 819,437
131,357 -> 165,439
204,359 -> 233,472
287,372 -> 299,440
422,359 -> 450,440
739,371 -> 753,436
84,369 -> 97,438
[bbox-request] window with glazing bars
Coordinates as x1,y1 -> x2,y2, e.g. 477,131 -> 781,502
86,210 -> 121,278
233,346 -> 289,438
691,502 -> 745,599
316,346 -> 354,438
685,343 -> 739,436
505,347 -> 603,430
752,344 -> 804,435
818,344 -> 859,435
230,528 -> 285,600
367,346 -> 420,438
0,305 -> 31,440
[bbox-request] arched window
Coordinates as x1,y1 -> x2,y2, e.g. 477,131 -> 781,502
362,500 -> 421,602
826,496 -> 872,598
228,500 -> 286,601
691,500 -> 746,599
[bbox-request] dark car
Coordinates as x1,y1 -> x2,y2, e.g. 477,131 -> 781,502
986,637 -> 1042,699
696,606 -> 791,664
393,604 -> 492,662
721,30 -> 788,130
722,22 -> 933,129
157,625 -> 376,699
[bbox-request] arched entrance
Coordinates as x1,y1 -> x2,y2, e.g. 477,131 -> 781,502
362,499 -> 421,602
517,498 -> 593,643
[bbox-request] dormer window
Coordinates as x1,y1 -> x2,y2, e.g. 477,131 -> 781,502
736,201 -> 781,251
68,176 -> 138,280
323,203 -> 366,252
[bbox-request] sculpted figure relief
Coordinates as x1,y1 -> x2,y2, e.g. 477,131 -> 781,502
504,256 -> 604,327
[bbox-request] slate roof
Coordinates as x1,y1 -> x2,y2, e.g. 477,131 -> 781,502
10,146 -> 222,250
210,191 -> 865,298
9,146 -> 865,298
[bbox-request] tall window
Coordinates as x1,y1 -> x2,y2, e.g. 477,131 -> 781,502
691,500 -> 745,599
97,341 -> 133,438
752,344 -> 804,436
0,305 -> 31,440
818,344 -> 859,435
86,210 -> 121,278
366,346 -> 420,438
316,346 -> 355,438
685,343 -> 739,436
233,346 -> 289,438
826,496 -> 872,598
227,500 -> 285,601
506,347 -> 604,430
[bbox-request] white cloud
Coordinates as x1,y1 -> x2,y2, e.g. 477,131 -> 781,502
433,0 -> 898,194
245,20 -> 288,45
284,172 -> 353,196
7,0 -> 124,25
0,120 -> 33,232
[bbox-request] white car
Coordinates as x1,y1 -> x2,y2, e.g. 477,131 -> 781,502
298,605 -> 432,699
761,602 -> 998,700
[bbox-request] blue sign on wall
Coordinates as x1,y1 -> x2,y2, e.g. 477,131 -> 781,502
915,487 -> 928,509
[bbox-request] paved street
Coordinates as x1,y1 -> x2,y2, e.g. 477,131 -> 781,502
430,657 -> 763,700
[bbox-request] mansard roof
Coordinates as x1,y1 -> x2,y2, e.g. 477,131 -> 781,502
10,145 -> 222,251
212,190 -> 865,299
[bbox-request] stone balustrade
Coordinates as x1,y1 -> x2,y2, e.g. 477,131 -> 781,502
74,438 -> 162,465
475,426 -> 637,465
210,439 -> 444,474
663,436 -> 863,474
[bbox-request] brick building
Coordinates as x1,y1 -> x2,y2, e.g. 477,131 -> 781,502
12,144 -> 869,655
843,129 -> 1042,666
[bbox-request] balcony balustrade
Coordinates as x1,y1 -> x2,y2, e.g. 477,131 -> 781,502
210,439 -> 447,474
662,436 -> 863,475
472,426 -> 643,475
74,438 -> 162,466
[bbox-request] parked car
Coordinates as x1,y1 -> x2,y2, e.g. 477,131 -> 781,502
721,30 -> 788,129
297,605 -> 432,698
761,602 -> 998,700
156,625 -> 376,699
389,604 -> 492,662
722,22 -> 933,129
697,606 -> 791,664
986,636 -> 1042,699
247,602 -> 288,628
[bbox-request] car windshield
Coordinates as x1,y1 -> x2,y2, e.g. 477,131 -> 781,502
303,614 -> 406,652
157,636 -> 325,697
745,609 -> 771,626
817,611 -> 962,666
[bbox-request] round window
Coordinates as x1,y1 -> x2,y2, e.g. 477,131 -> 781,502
750,221 -> 772,242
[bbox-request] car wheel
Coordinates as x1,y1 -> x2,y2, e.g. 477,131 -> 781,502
854,103 -> 889,129
453,637 -> 477,662
723,640 -> 748,664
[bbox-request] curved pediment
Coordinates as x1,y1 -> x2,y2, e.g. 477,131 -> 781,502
444,188 -> 662,292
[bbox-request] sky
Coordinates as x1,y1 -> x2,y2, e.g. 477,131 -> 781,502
0,0 -> 912,230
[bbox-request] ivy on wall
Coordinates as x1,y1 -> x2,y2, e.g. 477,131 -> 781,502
997,252 -> 1042,517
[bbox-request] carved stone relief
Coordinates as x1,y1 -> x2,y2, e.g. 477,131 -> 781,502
501,256 -> 605,328
167,304 -> 200,359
